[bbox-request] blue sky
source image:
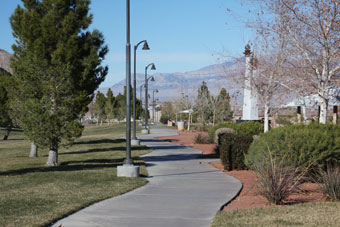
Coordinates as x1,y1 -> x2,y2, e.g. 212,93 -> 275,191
0,0 -> 252,88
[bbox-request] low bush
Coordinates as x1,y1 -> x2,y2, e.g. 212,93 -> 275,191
246,123 -> 340,204
246,123 -> 340,171
193,133 -> 213,144
218,132 -> 253,171
314,164 -> 340,201
251,146 -> 306,204
160,114 -> 169,124
237,121 -> 264,136
215,127 -> 236,144
209,121 -> 263,142
208,122 -> 235,140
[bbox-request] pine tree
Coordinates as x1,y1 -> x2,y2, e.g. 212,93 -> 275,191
115,93 -> 126,122
194,81 -> 212,126
215,88 -> 233,123
0,70 -> 13,140
105,88 -> 115,125
93,91 -> 106,125
9,0 -> 108,166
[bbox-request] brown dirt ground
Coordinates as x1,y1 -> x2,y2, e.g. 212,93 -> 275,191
155,130 -> 326,211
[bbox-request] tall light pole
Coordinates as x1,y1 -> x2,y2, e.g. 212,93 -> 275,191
142,63 -> 156,134
124,0 -> 132,165
132,40 -> 149,146
153,98 -> 159,123
152,89 -> 158,123
185,95 -> 189,109
117,0 -> 139,177
139,84 -> 144,122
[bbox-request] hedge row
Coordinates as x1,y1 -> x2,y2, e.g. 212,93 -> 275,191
218,133 -> 253,171
246,123 -> 340,171
209,121 -> 263,141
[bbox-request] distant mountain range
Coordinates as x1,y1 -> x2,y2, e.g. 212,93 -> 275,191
0,48 -> 244,104
0,49 -> 13,74
103,59 -> 243,103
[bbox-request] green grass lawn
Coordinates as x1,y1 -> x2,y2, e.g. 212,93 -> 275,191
211,202 -> 340,227
0,124 -> 151,227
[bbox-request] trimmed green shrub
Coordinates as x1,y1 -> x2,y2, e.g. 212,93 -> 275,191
209,121 -> 263,141
215,127 -> 236,144
160,114 -> 169,124
237,121 -> 264,137
245,123 -> 340,171
219,133 -> 253,171
208,122 -> 236,140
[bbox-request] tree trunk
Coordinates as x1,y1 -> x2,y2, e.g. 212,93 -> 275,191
46,144 -> 58,166
302,106 -> 307,125
213,110 -> 216,126
264,103 -> 270,133
297,106 -> 302,124
29,142 -> 38,158
319,97 -> 328,124
333,106 -> 338,125
100,120 -> 103,126
3,125 -> 12,140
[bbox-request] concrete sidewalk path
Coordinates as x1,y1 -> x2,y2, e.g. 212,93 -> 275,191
53,128 -> 242,227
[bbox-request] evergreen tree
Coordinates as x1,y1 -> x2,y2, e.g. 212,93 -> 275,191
194,81 -> 212,126
105,88 -> 115,125
0,70 -> 13,140
215,88 -> 233,124
9,0 -> 108,166
115,93 -> 126,122
93,91 -> 106,125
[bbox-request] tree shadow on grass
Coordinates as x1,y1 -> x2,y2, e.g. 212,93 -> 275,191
0,157 -> 150,177
1,138 -> 25,141
59,145 -> 148,156
60,157 -> 152,167
74,138 -> 125,145
59,147 -> 126,156
0,158 -> 125,176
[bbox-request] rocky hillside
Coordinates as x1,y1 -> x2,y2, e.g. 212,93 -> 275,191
0,49 -> 13,74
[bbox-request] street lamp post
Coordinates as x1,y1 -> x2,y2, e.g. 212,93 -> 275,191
139,84 -> 144,123
117,0 -> 139,177
152,89 -> 158,123
142,63 -> 156,134
153,98 -> 159,123
132,40 -> 149,146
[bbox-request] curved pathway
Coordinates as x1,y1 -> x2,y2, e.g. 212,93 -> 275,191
53,128 -> 242,227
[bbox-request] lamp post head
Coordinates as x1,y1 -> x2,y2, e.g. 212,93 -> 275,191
151,64 -> 156,70
142,41 -> 150,50
155,89 -> 159,93
150,76 -> 155,82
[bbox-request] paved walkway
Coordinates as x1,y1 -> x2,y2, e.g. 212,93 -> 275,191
53,128 -> 242,227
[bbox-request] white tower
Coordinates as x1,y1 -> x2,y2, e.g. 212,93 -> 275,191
242,44 -> 259,120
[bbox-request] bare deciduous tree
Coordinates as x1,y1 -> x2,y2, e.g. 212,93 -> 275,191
278,0 -> 340,124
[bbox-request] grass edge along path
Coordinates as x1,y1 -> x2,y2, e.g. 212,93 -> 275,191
0,124 -> 151,227
211,201 -> 340,227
